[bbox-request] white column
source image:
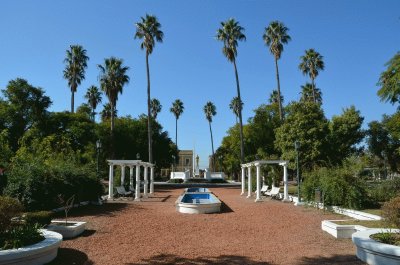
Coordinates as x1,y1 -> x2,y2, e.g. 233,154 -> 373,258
135,165 -> 141,201
283,163 -> 289,202
241,167 -> 245,195
143,166 -> 148,198
255,164 -> 261,202
120,165 -> 125,186
129,166 -> 134,187
108,164 -> 114,199
247,166 -> 252,198
150,166 -> 154,194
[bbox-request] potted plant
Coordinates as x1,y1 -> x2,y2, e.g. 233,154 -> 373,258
352,196 -> 400,265
0,196 -> 62,265
46,195 -> 86,239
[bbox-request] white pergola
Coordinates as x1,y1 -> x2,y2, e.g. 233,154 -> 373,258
107,160 -> 154,201
241,160 -> 289,202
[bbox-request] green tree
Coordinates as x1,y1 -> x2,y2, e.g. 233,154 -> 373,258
377,52 -> 400,107
263,21 -> 291,121
299,49 -> 325,103
268,89 -> 284,105
170,99 -> 184,149
275,102 -> 329,170
63,45 -> 89,113
76,103 -> 92,119
204,101 -> 217,171
328,106 -> 364,165
229,96 -> 243,124
150,98 -> 162,119
85,85 -> 102,121
98,57 -> 129,157
100,103 -> 117,122
300,83 -> 322,104
135,14 -> 164,164
216,18 -> 246,164
0,78 -> 51,151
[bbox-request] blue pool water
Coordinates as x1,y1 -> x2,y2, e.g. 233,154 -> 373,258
186,187 -> 210,193
181,193 -> 217,203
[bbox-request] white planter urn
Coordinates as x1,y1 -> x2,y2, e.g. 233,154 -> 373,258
352,228 -> 400,265
0,230 -> 62,265
46,221 -> 86,239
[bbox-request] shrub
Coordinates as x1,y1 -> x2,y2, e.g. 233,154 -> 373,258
209,179 -> 227,183
368,178 -> 400,203
24,211 -> 53,227
168,179 -> 183,183
4,158 -> 103,211
0,196 -> 23,233
302,167 -> 368,209
0,223 -> 44,250
382,196 -> 400,229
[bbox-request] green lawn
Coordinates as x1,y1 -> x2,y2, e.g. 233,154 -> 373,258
360,208 -> 382,216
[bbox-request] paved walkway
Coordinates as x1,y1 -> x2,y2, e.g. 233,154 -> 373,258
49,187 -> 364,265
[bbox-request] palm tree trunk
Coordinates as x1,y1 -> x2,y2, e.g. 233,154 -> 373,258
209,121 -> 215,172
175,117 -> 178,149
146,51 -> 153,163
233,58 -> 245,164
275,57 -> 283,121
71,90 -> 75,113
311,78 -> 316,104
110,103 -> 115,159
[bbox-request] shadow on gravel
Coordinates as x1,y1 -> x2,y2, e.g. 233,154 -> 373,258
297,254 -> 364,265
130,254 -> 272,264
53,203 -> 132,218
220,202 -> 234,213
46,248 -> 94,265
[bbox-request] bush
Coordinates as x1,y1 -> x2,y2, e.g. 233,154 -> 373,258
0,223 -> 44,250
368,178 -> 400,203
4,158 -> 103,211
24,211 -> 53,227
209,179 -> 227,183
302,167 -> 368,209
168,179 -> 183,183
0,196 -> 23,233
382,196 -> 400,229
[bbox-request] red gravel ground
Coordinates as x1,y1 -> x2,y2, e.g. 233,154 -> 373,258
48,186 -> 365,265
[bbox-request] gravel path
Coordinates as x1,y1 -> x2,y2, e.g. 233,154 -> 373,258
48,186 -> 364,265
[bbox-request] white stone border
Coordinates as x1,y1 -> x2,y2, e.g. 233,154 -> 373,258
0,230 -> 62,265
352,229 -> 400,265
47,221 -> 86,239
322,220 -> 369,238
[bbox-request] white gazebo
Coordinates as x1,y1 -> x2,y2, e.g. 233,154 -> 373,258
107,160 -> 155,201
241,160 -> 289,202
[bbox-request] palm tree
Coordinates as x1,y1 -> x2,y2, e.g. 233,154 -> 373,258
216,18 -> 246,164
300,83 -> 322,104
204,101 -> 217,171
63,45 -> 89,113
150,98 -> 162,119
135,14 -> 164,164
100,103 -> 117,121
98,57 -> 129,157
268,89 -> 284,105
299,49 -> 325,103
229,96 -> 243,124
170,99 -> 184,149
263,21 -> 291,121
85,85 -> 102,121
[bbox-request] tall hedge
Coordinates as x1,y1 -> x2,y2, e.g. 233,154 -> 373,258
4,158 -> 102,211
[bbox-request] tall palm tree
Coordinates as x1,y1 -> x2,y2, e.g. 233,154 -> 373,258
300,83 -> 322,104
268,89 -> 284,105
63,45 -> 89,113
229,96 -> 243,124
299,49 -> 325,103
170,99 -> 184,149
100,103 -> 117,122
85,85 -> 102,121
98,57 -> 129,157
150,98 -> 162,119
204,101 -> 217,171
216,18 -> 246,164
135,14 -> 164,164
263,21 -> 291,121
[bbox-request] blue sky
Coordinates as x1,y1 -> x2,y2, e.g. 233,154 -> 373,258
0,0 -> 399,168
